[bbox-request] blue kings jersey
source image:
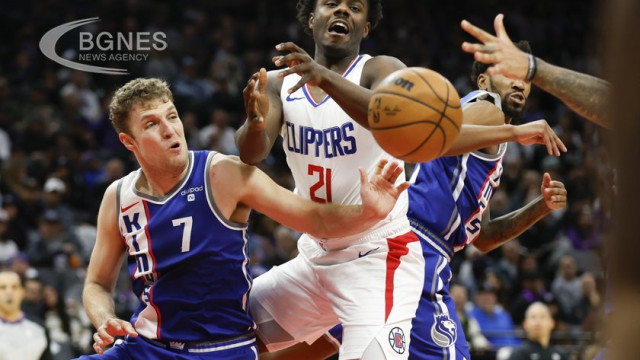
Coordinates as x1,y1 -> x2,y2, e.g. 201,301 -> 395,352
408,91 -> 506,260
116,151 -> 254,342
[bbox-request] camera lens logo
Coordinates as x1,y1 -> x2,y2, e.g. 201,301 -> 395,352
39,17 -> 167,75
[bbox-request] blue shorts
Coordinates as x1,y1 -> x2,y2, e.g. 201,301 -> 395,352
73,333 -> 258,360
408,232 -> 470,360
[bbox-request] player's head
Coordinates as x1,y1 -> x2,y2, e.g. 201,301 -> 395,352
523,302 -> 555,342
470,40 -> 533,122
0,271 -> 25,317
109,78 -> 188,171
297,0 -> 383,55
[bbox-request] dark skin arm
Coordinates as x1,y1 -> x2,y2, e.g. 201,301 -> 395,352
473,173 -> 567,253
461,14 -> 611,128
274,42 -> 406,129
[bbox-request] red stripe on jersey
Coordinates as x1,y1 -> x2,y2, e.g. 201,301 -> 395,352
385,231 -> 418,321
142,200 -> 162,339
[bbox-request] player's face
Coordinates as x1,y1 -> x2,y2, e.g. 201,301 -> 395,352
120,99 -> 189,173
310,0 -> 371,56
485,73 -> 531,122
523,305 -> 554,340
0,272 -> 24,315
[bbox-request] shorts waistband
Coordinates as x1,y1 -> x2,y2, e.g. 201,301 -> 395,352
137,332 -> 256,353
309,216 -> 411,251
409,219 -> 454,261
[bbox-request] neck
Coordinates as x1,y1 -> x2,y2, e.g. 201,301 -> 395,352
314,47 -> 359,73
531,336 -> 550,348
138,158 -> 189,197
0,310 -> 23,323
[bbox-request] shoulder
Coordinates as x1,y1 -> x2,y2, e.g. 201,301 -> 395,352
362,55 -> 406,89
209,154 -> 254,181
265,69 -> 285,94
462,99 -> 505,127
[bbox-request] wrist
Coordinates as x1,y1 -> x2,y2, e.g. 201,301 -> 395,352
525,54 -> 538,82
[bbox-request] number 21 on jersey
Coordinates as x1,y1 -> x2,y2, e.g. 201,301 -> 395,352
308,164 -> 332,203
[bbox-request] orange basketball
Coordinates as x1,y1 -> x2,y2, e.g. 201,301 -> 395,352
368,67 -> 463,163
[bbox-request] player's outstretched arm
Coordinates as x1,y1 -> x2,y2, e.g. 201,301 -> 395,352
235,68 -> 284,165
83,182 -> 137,354
460,14 -> 611,128
473,173 -> 566,253
443,101 -> 566,156
213,156 -> 408,238
274,42 -> 405,128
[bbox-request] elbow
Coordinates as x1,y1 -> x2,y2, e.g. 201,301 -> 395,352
238,152 -> 261,166
472,237 -> 493,254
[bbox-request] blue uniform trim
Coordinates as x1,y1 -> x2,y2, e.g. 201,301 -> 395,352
301,55 -> 363,108
204,152 -> 248,229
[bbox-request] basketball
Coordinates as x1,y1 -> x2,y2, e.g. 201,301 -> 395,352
368,67 -> 463,163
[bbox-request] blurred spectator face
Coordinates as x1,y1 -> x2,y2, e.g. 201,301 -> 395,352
0,209 -> 9,238
520,253 -> 539,273
23,278 -> 43,304
105,158 -> 125,182
0,271 -> 24,317
475,290 -> 497,313
43,177 -> 66,206
9,254 -> 30,277
581,272 -> 597,294
502,240 -> 521,265
39,212 -> 63,240
211,109 -> 229,128
42,285 -> 59,308
523,302 -> 554,342
559,255 -> 578,280
21,177 -> 41,204
450,284 -> 468,311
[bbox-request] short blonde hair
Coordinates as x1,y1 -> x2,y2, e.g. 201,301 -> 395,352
109,78 -> 174,135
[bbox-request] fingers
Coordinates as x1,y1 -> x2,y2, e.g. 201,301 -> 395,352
274,53 -> 306,68
243,74 -> 258,103
396,182 -> 410,194
460,19 -> 496,44
543,172 -> 552,187
359,167 -> 367,186
373,159 -> 389,177
257,68 -> 267,94
288,75 -> 311,94
494,14 -> 511,41
122,321 -> 138,337
276,42 -> 304,53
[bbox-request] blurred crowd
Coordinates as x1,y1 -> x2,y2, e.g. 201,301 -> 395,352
0,0 -> 608,359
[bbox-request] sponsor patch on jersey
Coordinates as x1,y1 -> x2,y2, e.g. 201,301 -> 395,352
388,327 -> 406,354
430,313 -> 457,348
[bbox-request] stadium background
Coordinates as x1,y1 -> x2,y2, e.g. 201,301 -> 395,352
0,0 -> 607,359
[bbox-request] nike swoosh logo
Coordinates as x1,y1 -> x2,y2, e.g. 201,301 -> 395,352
358,247 -> 380,258
285,94 -> 304,102
121,201 -> 140,213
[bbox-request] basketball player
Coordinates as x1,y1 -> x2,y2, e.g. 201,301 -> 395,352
76,78 -> 409,360
236,1 -> 569,359
460,13 -> 611,128
261,40 -> 568,360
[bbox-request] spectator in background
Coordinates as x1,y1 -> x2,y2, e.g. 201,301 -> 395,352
511,271 -> 555,325
42,178 -> 76,230
0,270 -> 51,360
199,107 -> 237,154
469,287 -> 520,350
509,302 -> 567,360
450,284 -> 491,356
551,255 -> 583,324
0,209 -> 18,264
41,284 -> 74,360
21,276 -> 45,320
26,210 -> 84,270
494,239 -> 522,297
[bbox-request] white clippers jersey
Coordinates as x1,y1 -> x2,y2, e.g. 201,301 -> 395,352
280,54 -> 408,240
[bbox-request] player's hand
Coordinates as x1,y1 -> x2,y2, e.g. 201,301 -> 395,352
541,172 -> 567,211
273,42 -> 329,94
243,68 -> 269,131
513,119 -> 567,156
92,317 -> 138,354
461,14 -> 530,80
359,159 -> 410,220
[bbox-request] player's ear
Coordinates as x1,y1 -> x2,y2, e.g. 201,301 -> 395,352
363,22 -> 371,38
309,12 -> 315,30
119,133 -> 136,151
477,73 -> 489,91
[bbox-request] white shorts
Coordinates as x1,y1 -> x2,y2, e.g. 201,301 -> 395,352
249,218 -> 424,359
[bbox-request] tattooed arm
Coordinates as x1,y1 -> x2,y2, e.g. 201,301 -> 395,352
473,173 -> 566,253
460,14 -> 611,128
530,59 -> 610,128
